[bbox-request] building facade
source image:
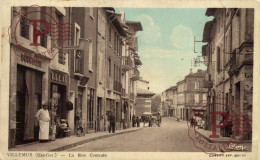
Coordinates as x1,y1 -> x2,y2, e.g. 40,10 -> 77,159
161,69 -> 207,121
8,7 -> 143,148
202,8 -> 253,140
135,79 -> 155,117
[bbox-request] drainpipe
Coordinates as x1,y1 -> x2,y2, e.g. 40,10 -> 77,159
104,9 -> 107,132
223,9 -> 226,112
95,8 -> 98,132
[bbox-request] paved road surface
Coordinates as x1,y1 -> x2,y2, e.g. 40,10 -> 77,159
65,117 -> 251,152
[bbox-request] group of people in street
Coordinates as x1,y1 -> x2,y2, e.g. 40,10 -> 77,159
189,116 -> 205,129
132,115 -> 141,127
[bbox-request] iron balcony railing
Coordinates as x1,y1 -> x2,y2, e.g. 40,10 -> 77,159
122,56 -> 133,71
113,81 -> 122,92
130,68 -> 140,81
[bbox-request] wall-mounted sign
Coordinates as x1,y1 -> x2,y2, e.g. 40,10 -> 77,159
50,69 -> 68,85
21,53 -> 42,67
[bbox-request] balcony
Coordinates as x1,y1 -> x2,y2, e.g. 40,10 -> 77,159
134,57 -> 142,66
130,68 -> 140,81
113,81 -> 122,93
74,50 -> 84,79
121,88 -> 126,97
122,56 -> 133,72
227,51 -> 239,77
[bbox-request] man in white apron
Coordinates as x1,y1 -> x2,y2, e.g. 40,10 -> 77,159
35,101 -> 50,143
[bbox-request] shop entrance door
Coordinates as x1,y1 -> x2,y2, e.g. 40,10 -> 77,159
97,97 -> 102,131
16,66 -> 42,145
87,88 -> 95,132
50,84 -> 67,123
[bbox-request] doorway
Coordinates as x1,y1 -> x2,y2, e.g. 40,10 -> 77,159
97,97 -> 102,131
16,66 -> 42,145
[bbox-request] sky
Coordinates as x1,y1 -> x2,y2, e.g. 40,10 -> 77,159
115,8 -> 213,94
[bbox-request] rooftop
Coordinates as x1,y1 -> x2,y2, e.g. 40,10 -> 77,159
137,88 -> 155,96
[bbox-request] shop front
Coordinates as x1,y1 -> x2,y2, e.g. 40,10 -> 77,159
49,69 -> 69,139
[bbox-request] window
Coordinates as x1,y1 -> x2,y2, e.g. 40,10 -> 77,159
203,93 -> 207,101
89,41 -> 93,71
222,10 -> 225,27
40,27 -> 47,48
195,81 -> 199,90
108,59 -> 111,77
114,32 -> 117,51
75,50 -> 83,73
90,7 -> 94,18
20,8 -> 30,39
58,14 -> 66,65
194,94 -> 199,103
114,64 -> 116,80
109,27 -> 112,42
217,47 -> 221,72
40,7 -> 47,48
117,36 -> 120,53
75,28 -> 80,46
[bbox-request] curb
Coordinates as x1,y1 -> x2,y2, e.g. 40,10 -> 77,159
50,128 -> 143,151
196,130 -> 252,144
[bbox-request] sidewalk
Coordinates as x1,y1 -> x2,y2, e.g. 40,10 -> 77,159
10,127 -> 143,152
195,128 -> 252,143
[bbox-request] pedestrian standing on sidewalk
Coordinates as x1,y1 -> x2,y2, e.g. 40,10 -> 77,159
148,116 -> 152,127
136,116 -> 140,127
35,101 -> 50,143
109,110 -> 116,133
132,114 -> 136,127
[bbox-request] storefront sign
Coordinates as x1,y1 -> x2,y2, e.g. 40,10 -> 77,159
21,53 -> 42,67
50,70 -> 68,84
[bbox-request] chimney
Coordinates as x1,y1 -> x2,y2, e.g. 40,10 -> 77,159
148,87 -> 150,90
190,69 -> 193,74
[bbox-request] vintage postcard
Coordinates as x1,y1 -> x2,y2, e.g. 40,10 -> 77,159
0,0 -> 259,159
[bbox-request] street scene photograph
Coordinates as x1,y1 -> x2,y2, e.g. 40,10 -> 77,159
5,6 -> 254,156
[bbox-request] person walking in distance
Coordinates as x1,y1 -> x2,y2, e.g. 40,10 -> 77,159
35,101 -> 50,143
109,109 -> 116,133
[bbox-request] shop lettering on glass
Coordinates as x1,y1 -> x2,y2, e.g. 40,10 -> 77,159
50,72 -> 68,84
